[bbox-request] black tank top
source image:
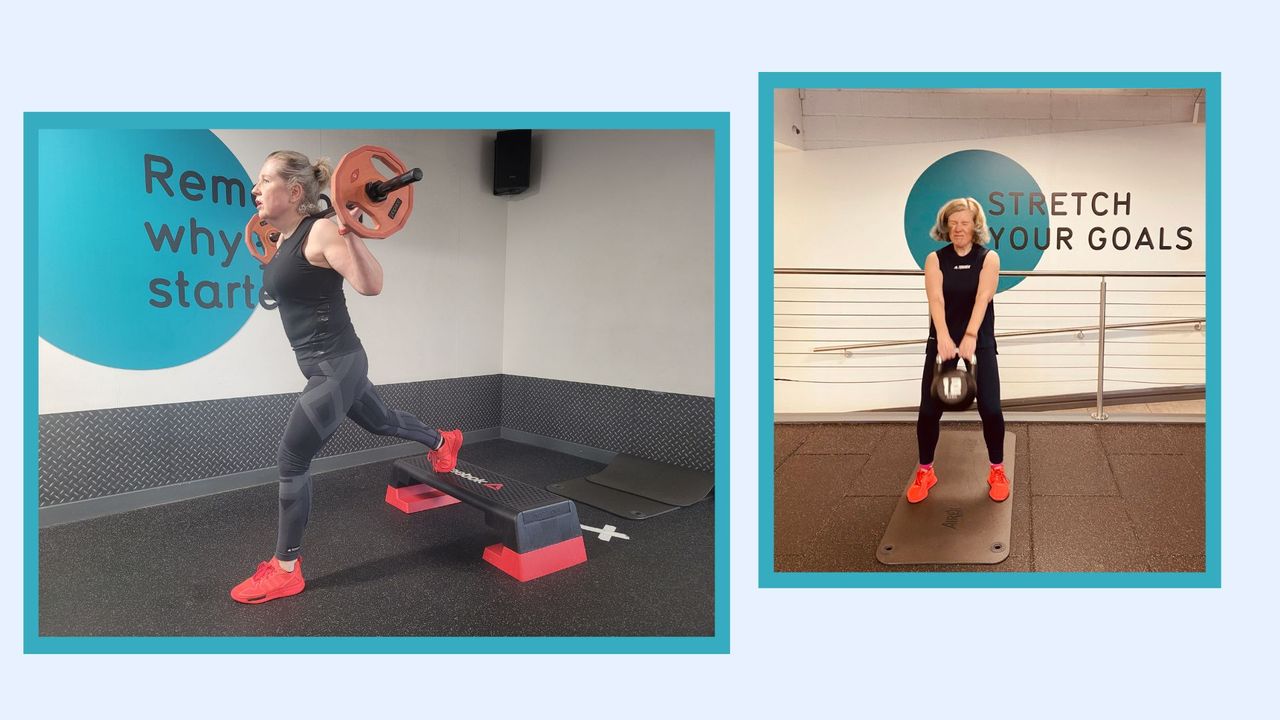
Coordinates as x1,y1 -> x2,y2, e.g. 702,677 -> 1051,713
928,243 -> 997,349
261,216 -> 363,363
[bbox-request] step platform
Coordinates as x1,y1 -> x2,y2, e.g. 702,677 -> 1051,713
387,456 -> 587,581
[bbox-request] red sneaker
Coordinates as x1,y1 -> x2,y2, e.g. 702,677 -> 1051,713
988,466 -> 1010,502
906,466 -> 938,504
428,429 -> 463,472
230,557 -> 305,604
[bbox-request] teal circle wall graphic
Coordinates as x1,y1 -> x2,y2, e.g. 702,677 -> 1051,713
903,149 -> 1047,292
39,129 -> 261,370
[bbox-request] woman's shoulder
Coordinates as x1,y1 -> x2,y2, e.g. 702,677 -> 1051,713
305,216 -> 342,243
298,217 -> 341,268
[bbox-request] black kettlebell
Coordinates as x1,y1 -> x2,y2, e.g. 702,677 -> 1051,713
931,355 -> 977,411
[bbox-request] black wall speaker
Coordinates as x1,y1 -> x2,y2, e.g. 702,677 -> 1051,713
493,130 -> 531,196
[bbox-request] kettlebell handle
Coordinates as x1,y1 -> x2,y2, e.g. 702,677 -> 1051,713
935,354 -> 978,369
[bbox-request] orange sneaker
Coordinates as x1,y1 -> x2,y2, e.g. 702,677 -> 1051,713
428,429 -> 463,472
906,466 -> 938,503
230,557 -> 305,604
988,466 -> 1010,502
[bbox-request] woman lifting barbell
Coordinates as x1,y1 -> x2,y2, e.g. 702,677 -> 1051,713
230,150 -> 462,604
909,197 -> 1009,504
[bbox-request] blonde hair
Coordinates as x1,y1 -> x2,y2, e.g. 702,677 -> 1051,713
266,151 -> 332,216
929,197 -> 989,244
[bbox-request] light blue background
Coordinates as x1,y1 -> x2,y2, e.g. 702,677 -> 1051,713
4,1 -> 1272,717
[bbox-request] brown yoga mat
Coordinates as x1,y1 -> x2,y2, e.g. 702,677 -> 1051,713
876,431 -> 1016,565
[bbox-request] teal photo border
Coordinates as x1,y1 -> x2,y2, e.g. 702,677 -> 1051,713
24,113 -> 730,653
759,73 -> 1221,589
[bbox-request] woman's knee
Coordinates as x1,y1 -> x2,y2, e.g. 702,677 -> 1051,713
346,385 -> 395,432
277,445 -> 312,477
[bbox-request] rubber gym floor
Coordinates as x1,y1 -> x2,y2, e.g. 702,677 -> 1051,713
774,421 -> 1206,573
39,439 -> 714,636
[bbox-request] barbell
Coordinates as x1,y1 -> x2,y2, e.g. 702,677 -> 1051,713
244,145 -> 423,264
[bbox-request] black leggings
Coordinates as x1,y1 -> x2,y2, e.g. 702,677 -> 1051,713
275,348 -> 441,560
916,343 -> 1004,466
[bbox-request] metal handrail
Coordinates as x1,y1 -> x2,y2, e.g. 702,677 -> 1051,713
775,268 -> 1206,419
812,317 -> 1206,353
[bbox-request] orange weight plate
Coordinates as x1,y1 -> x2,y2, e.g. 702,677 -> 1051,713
244,213 -> 281,264
330,145 -> 415,239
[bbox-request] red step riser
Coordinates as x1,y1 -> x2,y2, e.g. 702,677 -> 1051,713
384,484 -> 462,513
483,536 -> 588,582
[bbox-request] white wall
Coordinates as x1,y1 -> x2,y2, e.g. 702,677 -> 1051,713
502,131 -> 715,397
797,89 -> 1201,151
39,130 -> 509,413
775,123 -> 1206,413
39,129 -> 716,413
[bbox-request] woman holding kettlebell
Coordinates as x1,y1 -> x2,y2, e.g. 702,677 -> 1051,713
908,197 -> 1008,504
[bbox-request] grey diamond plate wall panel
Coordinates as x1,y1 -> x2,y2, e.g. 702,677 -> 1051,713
39,375 -> 502,507
501,375 -> 714,473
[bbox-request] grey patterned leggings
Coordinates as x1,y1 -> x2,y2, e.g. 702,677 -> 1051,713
275,348 -> 441,560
